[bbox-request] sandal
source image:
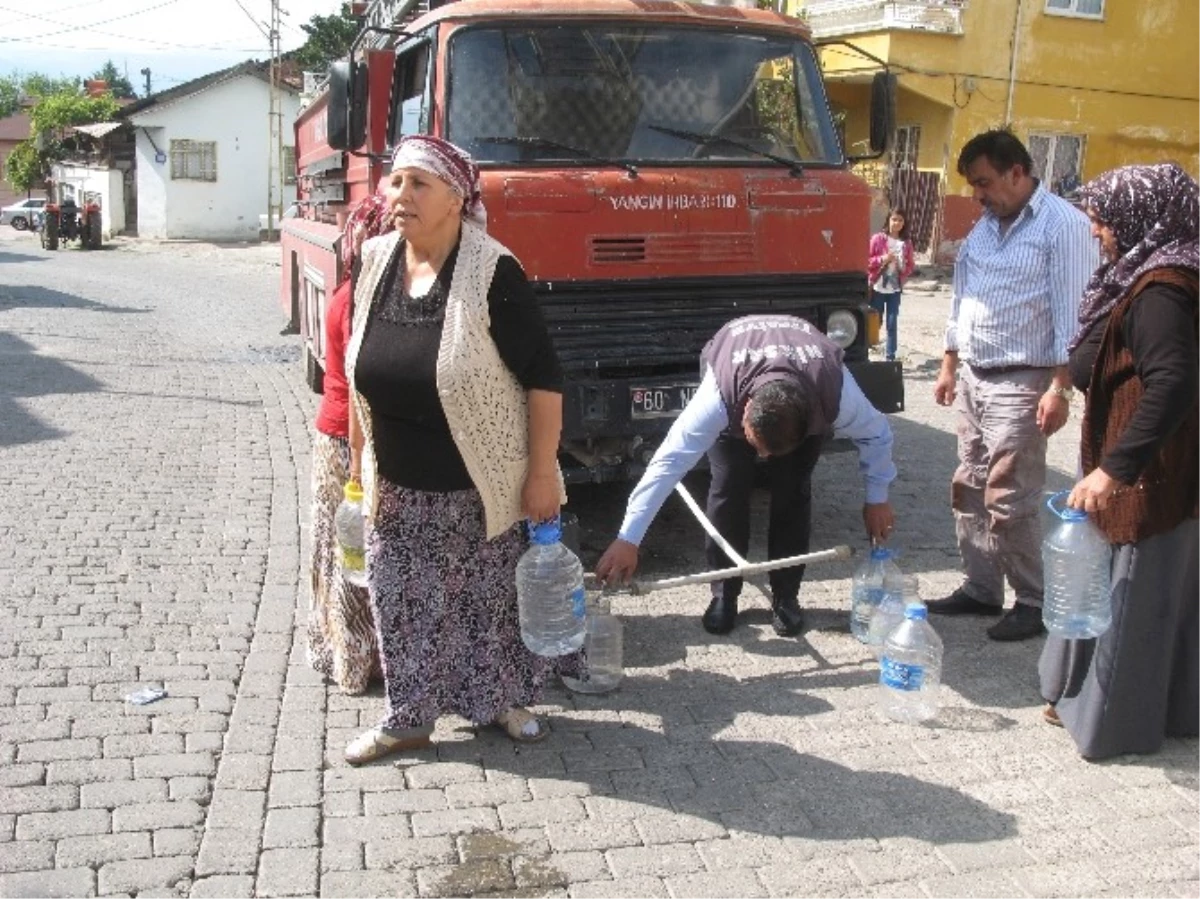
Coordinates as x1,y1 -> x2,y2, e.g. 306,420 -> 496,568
493,706 -> 548,744
1042,704 -> 1063,728
344,725 -> 433,765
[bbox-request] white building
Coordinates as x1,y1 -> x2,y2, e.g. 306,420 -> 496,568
123,61 -> 301,240
49,161 -> 125,238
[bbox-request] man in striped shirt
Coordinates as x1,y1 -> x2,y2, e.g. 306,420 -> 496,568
929,130 -> 1097,642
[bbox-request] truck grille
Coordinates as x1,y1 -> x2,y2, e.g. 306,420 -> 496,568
589,234 -> 755,266
533,272 -> 868,378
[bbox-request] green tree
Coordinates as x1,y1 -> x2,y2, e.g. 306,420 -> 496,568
293,2 -> 359,74
90,61 -> 138,99
0,71 -> 81,118
3,91 -> 120,192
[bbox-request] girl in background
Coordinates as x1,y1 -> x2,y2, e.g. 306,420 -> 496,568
867,208 -> 915,363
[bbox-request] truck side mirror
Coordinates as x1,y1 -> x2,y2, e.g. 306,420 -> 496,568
327,59 -> 368,151
868,72 -> 897,155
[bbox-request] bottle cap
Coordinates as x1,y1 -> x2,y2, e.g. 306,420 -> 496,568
903,603 -> 927,621
528,517 -> 562,546
870,546 -> 892,561
343,480 -> 363,503
1058,507 -> 1089,522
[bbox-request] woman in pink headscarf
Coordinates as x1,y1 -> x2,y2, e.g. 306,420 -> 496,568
305,193 -> 390,694
342,135 -> 574,764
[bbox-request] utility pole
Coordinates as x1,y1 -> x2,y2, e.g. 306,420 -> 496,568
140,68 -> 152,97
267,0 -> 285,240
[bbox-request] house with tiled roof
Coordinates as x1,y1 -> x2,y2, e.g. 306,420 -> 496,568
118,60 -> 302,239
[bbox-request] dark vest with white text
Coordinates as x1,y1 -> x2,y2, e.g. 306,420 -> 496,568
702,315 -> 844,439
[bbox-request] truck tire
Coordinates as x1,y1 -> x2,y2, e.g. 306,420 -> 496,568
86,211 -> 102,249
304,345 -> 325,395
41,214 -> 58,250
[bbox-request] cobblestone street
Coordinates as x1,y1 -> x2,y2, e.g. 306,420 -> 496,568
0,230 -> 1196,898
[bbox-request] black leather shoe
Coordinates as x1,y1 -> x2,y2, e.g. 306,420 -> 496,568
702,595 -> 738,635
987,603 -> 1046,641
926,588 -> 1003,617
771,596 -> 805,637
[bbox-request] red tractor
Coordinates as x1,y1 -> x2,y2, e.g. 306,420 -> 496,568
39,184 -> 102,251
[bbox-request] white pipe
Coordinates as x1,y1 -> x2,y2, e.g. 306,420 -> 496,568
633,545 -> 853,594
673,482 -> 749,568
1005,0 -> 1026,125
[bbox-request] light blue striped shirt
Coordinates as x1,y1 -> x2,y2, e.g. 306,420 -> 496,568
946,182 -> 1097,368
617,368 -> 896,545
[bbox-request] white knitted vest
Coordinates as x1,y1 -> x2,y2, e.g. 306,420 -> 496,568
345,224 -> 565,540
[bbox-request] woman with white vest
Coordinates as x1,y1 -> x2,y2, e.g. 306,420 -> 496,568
343,135 -> 571,765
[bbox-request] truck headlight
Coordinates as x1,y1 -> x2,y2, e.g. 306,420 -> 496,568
825,309 -> 858,349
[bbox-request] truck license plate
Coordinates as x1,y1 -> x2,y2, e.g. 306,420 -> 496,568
630,384 -> 698,420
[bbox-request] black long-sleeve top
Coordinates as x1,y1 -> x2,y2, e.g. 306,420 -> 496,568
355,243 -> 563,492
1068,283 -> 1198,484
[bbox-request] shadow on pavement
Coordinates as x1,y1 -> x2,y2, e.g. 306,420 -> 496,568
0,331 -> 104,447
0,249 -> 47,265
0,283 -> 148,314
388,663 -> 1018,852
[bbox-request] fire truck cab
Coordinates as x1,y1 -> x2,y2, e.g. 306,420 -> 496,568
282,0 -> 903,482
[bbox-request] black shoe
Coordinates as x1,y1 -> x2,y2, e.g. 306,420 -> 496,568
771,596 -> 805,637
926,588 -> 1004,617
987,603 -> 1046,641
702,595 -> 738,635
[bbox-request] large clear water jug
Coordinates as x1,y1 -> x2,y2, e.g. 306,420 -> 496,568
879,603 -> 943,723
867,574 -> 921,658
335,480 -> 368,589
516,517 -> 587,657
851,547 -> 902,641
1042,492 -> 1112,639
561,590 -> 623,694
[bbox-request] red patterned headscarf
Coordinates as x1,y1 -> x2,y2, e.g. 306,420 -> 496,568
1070,162 -> 1199,350
391,134 -> 486,227
340,192 -> 391,273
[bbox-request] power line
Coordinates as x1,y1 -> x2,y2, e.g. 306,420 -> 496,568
817,49 -> 1198,104
231,0 -> 272,39
0,2 -> 266,51
0,0 -> 185,44
0,0 -> 109,29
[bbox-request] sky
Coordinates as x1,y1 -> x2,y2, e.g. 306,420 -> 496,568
0,0 -> 341,93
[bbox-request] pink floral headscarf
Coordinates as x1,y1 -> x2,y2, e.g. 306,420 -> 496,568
340,192 -> 391,273
391,134 -> 486,227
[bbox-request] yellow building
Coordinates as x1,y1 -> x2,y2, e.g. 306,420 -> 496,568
793,0 -> 1199,256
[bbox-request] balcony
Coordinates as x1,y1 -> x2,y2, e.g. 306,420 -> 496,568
803,0 -> 968,38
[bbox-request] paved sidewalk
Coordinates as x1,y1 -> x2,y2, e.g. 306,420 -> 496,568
0,236 -> 1196,898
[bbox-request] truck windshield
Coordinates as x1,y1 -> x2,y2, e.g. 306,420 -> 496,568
446,24 -> 842,167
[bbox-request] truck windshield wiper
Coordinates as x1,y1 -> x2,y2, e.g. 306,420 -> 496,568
646,124 -> 804,177
476,136 -> 639,178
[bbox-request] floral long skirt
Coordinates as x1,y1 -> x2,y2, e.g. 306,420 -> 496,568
306,432 -> 381,694
368,478 -> 573,730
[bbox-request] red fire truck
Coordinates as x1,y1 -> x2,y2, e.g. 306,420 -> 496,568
281,0 -> 902,483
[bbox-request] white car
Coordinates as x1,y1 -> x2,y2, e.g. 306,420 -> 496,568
2,197 -> 47,231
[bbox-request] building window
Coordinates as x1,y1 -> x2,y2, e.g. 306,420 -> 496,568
170,140 -> 217,181
1029,133 -> 1085,196
1045,0 -> 1104,19
282,146 -> 296,185
893,125 -> 921,170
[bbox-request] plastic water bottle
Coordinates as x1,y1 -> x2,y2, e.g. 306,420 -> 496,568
851,547 -> 902,641
335,480 -> 367,588
1042,492 -> 1112,639
879,603 -> 943,723
867,574 -> 920,658
561,592 -> 623,694
516,517 -> 587,657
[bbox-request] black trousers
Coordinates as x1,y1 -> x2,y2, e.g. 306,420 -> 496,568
704,434 -> 824,605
